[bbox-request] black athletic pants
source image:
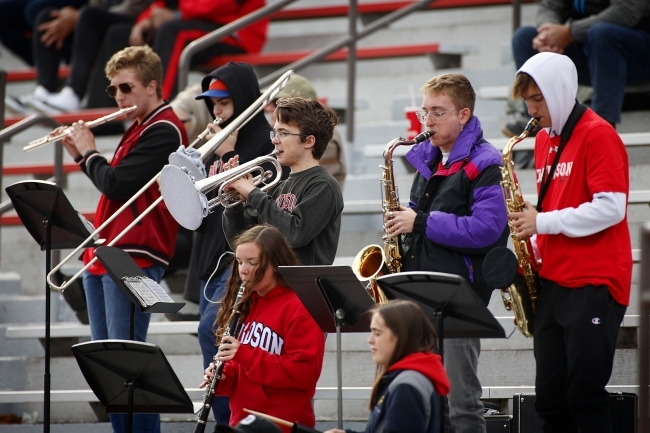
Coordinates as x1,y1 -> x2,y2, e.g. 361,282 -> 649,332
533,279 -> 626,433
66,6 -> 134,100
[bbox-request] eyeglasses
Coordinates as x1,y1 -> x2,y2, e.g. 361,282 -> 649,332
415,109 -> 460,124
105,82 -> 136,98
270,130 -> 309,141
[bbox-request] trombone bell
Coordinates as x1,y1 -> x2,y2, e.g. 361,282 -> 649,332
160,151 -> 283,231
159,164 -> 208,230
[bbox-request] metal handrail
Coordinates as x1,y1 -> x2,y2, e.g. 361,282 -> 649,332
178,0 -> 438,143
640,223 -> 650,433
258,0 -> 437,88
177,0 -> 297,92
257,0 -> 437,142
0,112 -> 63,215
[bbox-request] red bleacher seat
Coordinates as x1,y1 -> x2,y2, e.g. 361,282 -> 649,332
201,43 -> 441,69
271,0 -> 534,20
4,107 -> 121,128
2,162 -> 81,176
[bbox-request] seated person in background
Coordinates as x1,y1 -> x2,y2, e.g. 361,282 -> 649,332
503,0 -> 650,136
263,74 -> 347,191
0,0 -> 86,68
223,96 -> 344,267
5,0 -> 150,114
325,299 -> 451,433
170,82 -> 214,144
71,0 -> 270,114
55,45 -> 188,433
201,224 -> 325,432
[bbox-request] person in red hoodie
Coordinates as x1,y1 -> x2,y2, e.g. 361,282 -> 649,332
200,224 -> 325,432
326,299 -> 451,433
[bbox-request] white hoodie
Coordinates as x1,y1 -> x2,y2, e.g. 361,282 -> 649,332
517,53 -> 626,238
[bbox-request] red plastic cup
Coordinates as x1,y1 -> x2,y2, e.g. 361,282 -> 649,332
404,106 -> 422,141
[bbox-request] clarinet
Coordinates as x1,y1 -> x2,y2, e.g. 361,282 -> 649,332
194,282 -> 246,433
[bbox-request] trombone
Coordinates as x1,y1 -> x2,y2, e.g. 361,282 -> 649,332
46,70 -> 294,292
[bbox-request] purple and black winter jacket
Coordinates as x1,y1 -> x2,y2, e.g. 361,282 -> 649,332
402,116 -> 508,305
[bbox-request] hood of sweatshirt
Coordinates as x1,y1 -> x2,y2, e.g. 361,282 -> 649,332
387,352 -> 451,396
200,61 -> 271,144
517,52 -> 577,137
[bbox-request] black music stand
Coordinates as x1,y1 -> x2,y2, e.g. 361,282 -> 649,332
5,180 -> 98,433
71,340 -> 194,433
94,246 -> 185,340
375,271 -> 505,359
278,265 -> 374,429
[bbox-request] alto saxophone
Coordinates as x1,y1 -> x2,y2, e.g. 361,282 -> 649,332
194,283 -> 246,433
500,118 -> 540,338
352,131 -> 433,303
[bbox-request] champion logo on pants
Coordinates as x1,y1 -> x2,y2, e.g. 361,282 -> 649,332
592,318 -> 601,324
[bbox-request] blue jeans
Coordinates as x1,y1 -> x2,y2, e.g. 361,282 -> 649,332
83,263 -> 165,433
512,23 -> 650,124
445,338 -> 486,433
198,268 -> 231,424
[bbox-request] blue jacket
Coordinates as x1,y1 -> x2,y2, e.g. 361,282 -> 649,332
402,116 -> 508,304
346,352 -> 450,433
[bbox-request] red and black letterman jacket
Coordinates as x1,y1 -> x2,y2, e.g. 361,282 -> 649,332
76,103 -> 188,274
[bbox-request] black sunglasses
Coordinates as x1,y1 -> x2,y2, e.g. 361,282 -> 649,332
105,82 -> 135,98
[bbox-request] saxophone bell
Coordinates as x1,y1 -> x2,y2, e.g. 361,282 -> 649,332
353,133 -> 427,303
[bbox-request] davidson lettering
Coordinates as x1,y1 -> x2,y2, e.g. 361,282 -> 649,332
275,193 -> 297,212
536,162 -> 573,183
238,321 -> 284,355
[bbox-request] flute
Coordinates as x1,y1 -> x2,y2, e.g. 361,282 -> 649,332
194,282 -> 246,433
23,106 -> 137,152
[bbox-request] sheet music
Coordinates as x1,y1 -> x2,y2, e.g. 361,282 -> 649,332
122,276 -> 173,308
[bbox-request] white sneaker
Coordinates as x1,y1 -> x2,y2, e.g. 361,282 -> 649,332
4,85 -> 50,114
24,85 -> 69,114
43,86 -> 80,112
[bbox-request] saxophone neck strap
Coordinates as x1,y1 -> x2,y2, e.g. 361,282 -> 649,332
536,101 -> 587,213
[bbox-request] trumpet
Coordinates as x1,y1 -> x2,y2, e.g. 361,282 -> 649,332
23,106 -> 137,152
45,70 -> 293,292
160,151 -> 282,230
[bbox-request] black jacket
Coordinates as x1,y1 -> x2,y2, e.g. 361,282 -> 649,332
193,62 -> 279,280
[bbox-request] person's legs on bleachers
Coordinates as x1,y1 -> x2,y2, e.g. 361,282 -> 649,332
0,0 -> 34,66
23,6 -> 74,113
583,22 -> 650,126
152,19 -> 245,100
84,22 -> 131,111
44,5 -> 135,112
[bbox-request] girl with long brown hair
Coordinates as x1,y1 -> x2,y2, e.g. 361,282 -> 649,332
326,300 -> 450,433
199,224 -> 325,432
